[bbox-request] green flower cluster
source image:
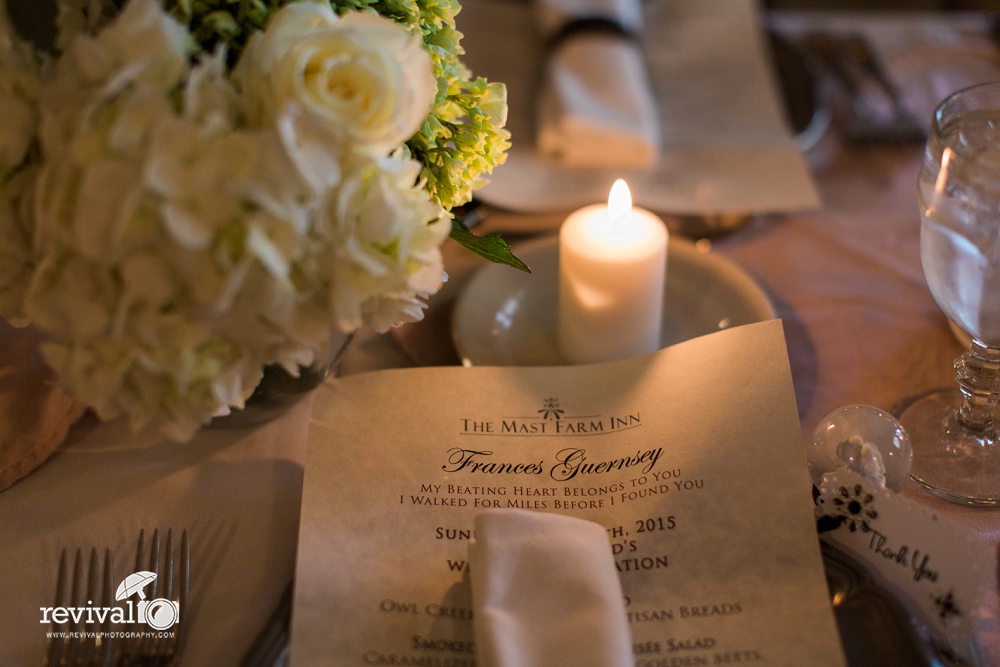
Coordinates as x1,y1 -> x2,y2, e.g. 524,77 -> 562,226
160,0 -> 510,211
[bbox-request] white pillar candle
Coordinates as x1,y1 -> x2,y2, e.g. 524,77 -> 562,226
558,179 -> 668,364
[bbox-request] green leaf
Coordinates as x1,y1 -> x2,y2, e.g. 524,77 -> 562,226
449,226 -> 529,273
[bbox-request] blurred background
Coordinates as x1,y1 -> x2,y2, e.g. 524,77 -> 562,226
765,0 -> 1000,8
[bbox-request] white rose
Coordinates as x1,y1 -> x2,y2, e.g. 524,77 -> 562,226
235,4 -> 436,154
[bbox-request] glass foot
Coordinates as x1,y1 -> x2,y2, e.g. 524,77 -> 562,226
897,388 -> 1000,505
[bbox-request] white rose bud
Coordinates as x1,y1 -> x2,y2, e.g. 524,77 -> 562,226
235,3 -> 436,155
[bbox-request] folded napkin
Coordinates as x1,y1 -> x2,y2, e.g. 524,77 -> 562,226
535,0 -> 660,168
0,320 -> 86,491
468,509 -> 632,667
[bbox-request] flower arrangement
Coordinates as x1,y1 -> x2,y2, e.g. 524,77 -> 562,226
0,0 -> 514,440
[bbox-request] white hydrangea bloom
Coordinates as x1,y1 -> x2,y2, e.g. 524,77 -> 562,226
71,0 -> 187,87
39,0 -> 188,161
0,167 -> 36,323
54,0 -> 117,50
0,0 -> 43,323
318,151 -> 449,333
0,82 -> 35,179
22,1 -> 259,439
183,47 -> 244,136
15,0 -> 448,441
0,0 -> 41,179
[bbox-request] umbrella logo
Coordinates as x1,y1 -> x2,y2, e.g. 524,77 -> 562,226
115,571 -> 157,601
113,571 -> 180,630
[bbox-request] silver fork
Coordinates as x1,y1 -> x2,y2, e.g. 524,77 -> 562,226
118,528 -> 190,667
45,547 -> 115,667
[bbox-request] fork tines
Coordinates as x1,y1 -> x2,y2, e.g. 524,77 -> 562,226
120,528 -> 190,667
45,547 -> 115,667
45,529 -> 190,667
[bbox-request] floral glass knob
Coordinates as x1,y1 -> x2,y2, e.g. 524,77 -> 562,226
808,405 -> 912,493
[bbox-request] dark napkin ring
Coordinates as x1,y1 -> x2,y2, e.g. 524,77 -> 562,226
547,17 -> 638,52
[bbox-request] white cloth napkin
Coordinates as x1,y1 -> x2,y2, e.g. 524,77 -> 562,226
535,0 -> 660,168
468,509 -> 633,667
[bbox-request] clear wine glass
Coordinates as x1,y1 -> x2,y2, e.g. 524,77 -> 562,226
899,81 -> 1000,505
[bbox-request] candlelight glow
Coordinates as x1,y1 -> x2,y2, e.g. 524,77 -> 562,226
928,146 -> 952,217
934,147 -> 952,198
608,179 -> 632,220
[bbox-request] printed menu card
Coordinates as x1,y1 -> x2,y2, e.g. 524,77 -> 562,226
291,321 -> 847,667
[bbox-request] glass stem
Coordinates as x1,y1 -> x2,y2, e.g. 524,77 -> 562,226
955,339 -> 1000,434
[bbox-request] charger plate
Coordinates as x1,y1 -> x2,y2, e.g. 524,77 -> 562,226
452,235 -> 776,366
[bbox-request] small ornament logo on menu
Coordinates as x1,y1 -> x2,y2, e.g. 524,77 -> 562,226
537,397 -> 564,420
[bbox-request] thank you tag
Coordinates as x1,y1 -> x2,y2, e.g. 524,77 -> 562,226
815,469 -> 995,663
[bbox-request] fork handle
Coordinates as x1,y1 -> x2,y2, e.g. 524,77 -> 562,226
240,580 -> 293,667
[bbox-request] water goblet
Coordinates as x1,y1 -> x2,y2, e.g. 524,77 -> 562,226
899,81 -> 1000,504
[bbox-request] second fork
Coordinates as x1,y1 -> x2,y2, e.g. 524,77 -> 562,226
118,528 -> 190,667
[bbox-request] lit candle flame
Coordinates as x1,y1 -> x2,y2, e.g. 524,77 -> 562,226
608,179 -> 632,237
608,179 -> 632,220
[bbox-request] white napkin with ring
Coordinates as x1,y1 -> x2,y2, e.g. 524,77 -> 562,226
468,508 -> 633,667
535,0 -> 660,168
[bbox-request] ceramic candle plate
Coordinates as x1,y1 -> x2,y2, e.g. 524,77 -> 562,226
452,236 -> 776,366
